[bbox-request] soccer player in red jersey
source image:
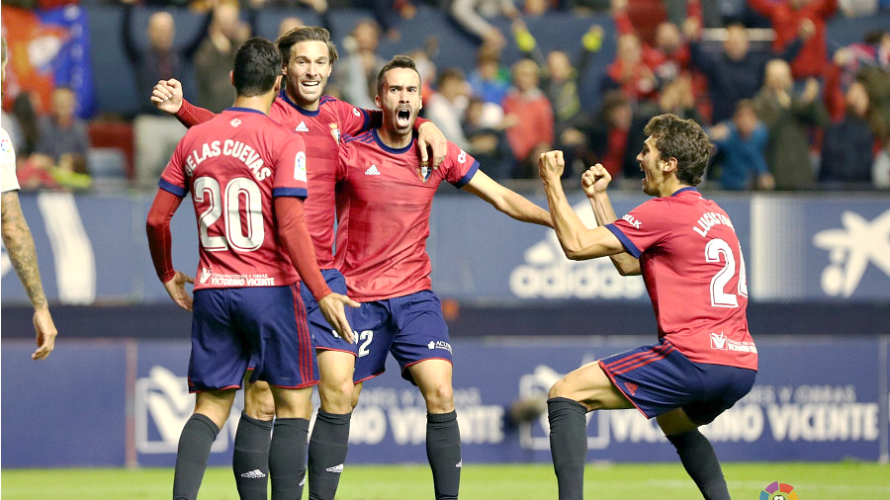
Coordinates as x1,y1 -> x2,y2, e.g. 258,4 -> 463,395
537,114 -> 757,500
335,55 -> 552,500
145,38 -> 358,500
150,27 -> 447,500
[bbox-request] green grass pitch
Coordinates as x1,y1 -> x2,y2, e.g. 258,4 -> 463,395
3,462 -> 888,499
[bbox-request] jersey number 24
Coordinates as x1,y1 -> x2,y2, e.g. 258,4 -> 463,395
706,238 -> 748,308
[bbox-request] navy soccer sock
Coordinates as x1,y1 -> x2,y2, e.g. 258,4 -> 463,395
547,397 -> 588,500
308,410 -> 352,500
666,429 -> 731,500
232,412 -> 273,500
426,410 -> 462,500
173,413 -> 220,500
269,417 -> 310,500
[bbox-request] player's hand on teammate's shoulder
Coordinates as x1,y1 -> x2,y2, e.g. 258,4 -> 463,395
581,163 -> 611,197
417,121 -> 448,169
151,79 -> 184,115
163,271 -> 195,312
537,150 -> 566,182
318,293 -> 360,344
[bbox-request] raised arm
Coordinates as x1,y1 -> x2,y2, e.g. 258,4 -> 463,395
582,164 -> 641,275
461,169 -> 552,227
537,151 -> 626,261
150,78 -> 217,127
1,190 -> 58,360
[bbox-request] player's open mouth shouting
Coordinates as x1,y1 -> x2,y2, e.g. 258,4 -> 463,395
396,107 -> 412,128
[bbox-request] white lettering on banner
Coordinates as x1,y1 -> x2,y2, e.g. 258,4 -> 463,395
767,404 -> 879,441
509,201 -> 646,300
345,388 -> 505,446
518,371 -> 881,451
510,233 -> 645,300
813,208 -> 890,298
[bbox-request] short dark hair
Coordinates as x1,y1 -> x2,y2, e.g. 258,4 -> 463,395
276,26 -> 339,66
376,55 -> 420,96
643,114 -> 712,186
233,38 -> 283,97
436,67 -> 465,88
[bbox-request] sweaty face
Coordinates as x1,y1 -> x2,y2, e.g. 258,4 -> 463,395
376,67 -> 422,138
285,40 -> 332,107
636,136 -> 666,196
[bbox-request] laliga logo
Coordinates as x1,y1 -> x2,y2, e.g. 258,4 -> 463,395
760,482 -> 798,500
813,209 -> 890,298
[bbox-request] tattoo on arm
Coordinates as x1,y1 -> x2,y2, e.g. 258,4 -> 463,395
1,192 -> 49,309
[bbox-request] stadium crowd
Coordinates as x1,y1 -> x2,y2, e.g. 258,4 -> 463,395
2,0 -> 889,191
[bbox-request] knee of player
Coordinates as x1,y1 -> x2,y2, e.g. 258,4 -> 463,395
319,380 -> 356,413
244,387 -> 276,421
421,382 -> 454,411
548,378 -> 572,400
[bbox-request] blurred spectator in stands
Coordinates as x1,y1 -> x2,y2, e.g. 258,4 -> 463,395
463,96 -> 513,180
748,0 -> 838,80
34,87 -> 90,176
501,58 -> 553,178
709,99 -> 775,190
613,0 -> 697,89
425,67 -> 471,151
22,87 -> 92,190
468,43 -> 512,107
753,59 -> 828,189
601,31 -> 658,105
820,81 -> 877,185
122,0 -> 211,186
686,18 -> 810,123
11,93 -> 40,157
586,90 -> 633,181
825,30 -> 890,120
522,0 -> 550,16
2,108 -> 24,154
194,1 -> 250,113
336,18 -> 385,110
279,16 -> 306,37
513,21 -> 602,171
367,0 -> 419,42
449,0 -> 519,50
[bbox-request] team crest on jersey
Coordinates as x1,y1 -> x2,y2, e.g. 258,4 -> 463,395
416,165 -> 432,182
230,118 -> 242,127
329,123 -> 341,143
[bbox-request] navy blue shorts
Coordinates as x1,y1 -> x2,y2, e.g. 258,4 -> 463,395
300,268 -> 357,356
599,340 -> 756,424
352,290 -> 452,384
189,285 -> 318,392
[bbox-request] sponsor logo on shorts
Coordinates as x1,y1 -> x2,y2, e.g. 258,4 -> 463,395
427,340 -> 453,354
760,482 -> 798,500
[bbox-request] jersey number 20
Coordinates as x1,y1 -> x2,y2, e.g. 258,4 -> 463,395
194,176 -> 264,252
705,238 -> 748,308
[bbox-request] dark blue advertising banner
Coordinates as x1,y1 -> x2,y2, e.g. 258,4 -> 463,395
1,336 -> 885,467
2,192 -> 888,305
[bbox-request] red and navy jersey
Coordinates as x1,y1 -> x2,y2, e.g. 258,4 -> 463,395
606,187 -> 757,370
335,130 -> 479,301
270,92 -> 371,268
160,108 -> 308,290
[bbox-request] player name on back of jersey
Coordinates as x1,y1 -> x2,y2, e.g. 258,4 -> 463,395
692,211 -> 735,238
185,140 -> 271,181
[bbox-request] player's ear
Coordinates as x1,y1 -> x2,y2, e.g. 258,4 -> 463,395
273,74 -> 282,94
374,94 -> 382,110
229,70 -> 235,87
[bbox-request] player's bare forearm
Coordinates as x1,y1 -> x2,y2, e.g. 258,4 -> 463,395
541,175 -> 621,261
1,192 -> 49,310
589,193 -> 641,276
462,170 -> 552,227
